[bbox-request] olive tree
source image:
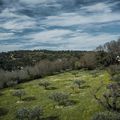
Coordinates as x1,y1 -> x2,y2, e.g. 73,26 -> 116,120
13,90 -> 26,101
39,81 -> 50,89
49,92 -> 69,106
16,106 -> 43,120
74,80 -> 85,89
16,108 -> 29,120
29,106 -> 43,120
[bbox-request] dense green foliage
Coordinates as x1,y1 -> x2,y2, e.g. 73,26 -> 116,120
96,39 -> 120,66
0,50 -> 85,71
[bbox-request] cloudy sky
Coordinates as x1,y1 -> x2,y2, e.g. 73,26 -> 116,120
0,0 -> 120,52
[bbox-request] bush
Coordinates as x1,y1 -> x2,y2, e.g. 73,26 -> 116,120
16,108 -> 29,120
71,71 -> 78,76
16,106 -> 43,120
49,92 -> 69,106
92,111 -> 120,120
79,53 -> 97,70
111,74 -> 120,82
39,81 -> 51,89
94,82 -> 120,112
107,65 -> 120,76
6,80 -> 18,87
13,90 -> 26,101
29,106 -> 43,120
74,80 -> 85,89
0,107 -> 9,117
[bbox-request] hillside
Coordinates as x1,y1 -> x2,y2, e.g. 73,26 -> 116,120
0,70 -> 110,120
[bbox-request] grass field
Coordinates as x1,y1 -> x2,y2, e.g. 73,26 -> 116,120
0,70 -> 110,120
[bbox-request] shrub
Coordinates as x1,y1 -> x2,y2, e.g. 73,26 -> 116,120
16,108 -> 29,120
71,71 -> 78,76
49,92 -> 69,106
39,81 -> 51,89
94,82 -> 120,111
13,90 -> 26,101
107,65 -> 120,76
6,80 -> 18,87
92,111 -> 120,120
29,106 -> 43,120
79,53 -> 97,70
0,107 -> 9,117
111,74 -> 120,82
16,106 -> 43,120
74,80 -> 85,89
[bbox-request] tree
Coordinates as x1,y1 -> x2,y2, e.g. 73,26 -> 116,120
39,81 -> 50,89
13,90 -> 26,101
29,106 -> 43,120
74,80 -> 85,89
16,107 -> 43,120
16,108 -> 29,120
80,52 -> 97,69
49,92 -> 69,106
96,39 -> 120,66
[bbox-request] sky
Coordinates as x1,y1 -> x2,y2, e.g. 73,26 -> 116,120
0,0 -> 120,52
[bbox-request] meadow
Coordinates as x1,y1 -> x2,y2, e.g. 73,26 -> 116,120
0,70 -> 110,120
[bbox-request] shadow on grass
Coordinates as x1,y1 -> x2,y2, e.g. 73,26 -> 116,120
13,86 -> 24,90
43,115 -> 59,120
46,86 -> 58,90
80,85 -> 91,89
0,107 -> 9,117
22,96 -> 36,102
65,99 -> 78,106
56,99 -> 78,107
0,92 -> 4,96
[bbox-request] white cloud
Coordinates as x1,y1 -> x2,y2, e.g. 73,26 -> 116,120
0,8 -> 36,31
23,28 -> 120,50
0,33 -> 14,40
25,29 -> 72,43
43,12 -> 120,27
63,33 -> 120,50
20,0 -> 56,4
43,2 -> 120,27
81,3 -> 112,13
0,31 -> 119,51
0,20 -> 36,31
0,44 -> 23,52
0,8 -> 29,19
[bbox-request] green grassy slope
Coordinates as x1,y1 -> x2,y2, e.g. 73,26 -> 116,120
0,70 -> 110,120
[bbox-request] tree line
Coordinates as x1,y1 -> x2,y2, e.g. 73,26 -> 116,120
0,39 -> 119,89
